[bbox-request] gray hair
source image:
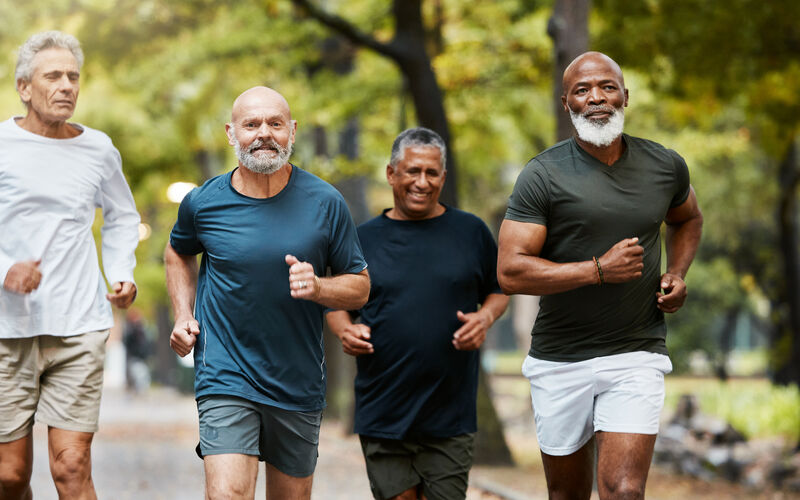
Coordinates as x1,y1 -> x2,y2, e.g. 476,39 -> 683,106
389,127 -> 447,170
15,31 -> 84,83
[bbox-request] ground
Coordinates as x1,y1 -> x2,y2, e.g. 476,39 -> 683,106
27,384 -> 798,499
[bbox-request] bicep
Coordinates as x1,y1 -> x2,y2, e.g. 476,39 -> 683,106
498,219 -> 547,258
665,185 -> 701,226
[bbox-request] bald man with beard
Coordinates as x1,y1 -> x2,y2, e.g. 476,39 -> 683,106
165,86 -> 369,499
498,52 -> 703,499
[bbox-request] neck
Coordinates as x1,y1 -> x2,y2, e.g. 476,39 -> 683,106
16,111 -> 79,139
575,134 -> 625,166
231,163 -> 292,198
386,203 -> 446,221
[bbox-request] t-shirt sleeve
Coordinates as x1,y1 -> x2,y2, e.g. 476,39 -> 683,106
670,151 -> 691,208
476,220 -> 503,300
169,189 -> 203,255
504,159 -> 550,225
326,194 -> 368,275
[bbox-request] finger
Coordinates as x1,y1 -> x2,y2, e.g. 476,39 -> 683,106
285,254 -> 299,267
628,237 -> 639,245
187,320 -> 201,335
353,327 -> 371,340
456,310 -> 468,322
346,337 -> 374,352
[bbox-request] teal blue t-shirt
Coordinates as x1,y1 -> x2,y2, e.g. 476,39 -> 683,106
170,166 -> 367,410
505,135 -> 690,362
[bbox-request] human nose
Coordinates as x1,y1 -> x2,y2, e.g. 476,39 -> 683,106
587,86 -> 606,105
414,172 -> 430,188
57,75 -> 74,93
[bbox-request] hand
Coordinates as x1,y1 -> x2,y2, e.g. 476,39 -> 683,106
170,317 -> 200,357
3,260 -> 42,294
285,254 -> 320,301
453,310 -> 491,351
657,273 -> 687,313
336,323 -> 374,356
598,237 -> 644,283
107,281 -> 137,308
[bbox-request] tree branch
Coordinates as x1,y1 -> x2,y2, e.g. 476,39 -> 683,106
290,0 -> 403,62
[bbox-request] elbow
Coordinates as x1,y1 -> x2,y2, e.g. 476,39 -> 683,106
497,267 -> 519,296
354,272 -> 371,309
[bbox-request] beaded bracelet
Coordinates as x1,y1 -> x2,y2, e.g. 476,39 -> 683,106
592,256 -> 604,285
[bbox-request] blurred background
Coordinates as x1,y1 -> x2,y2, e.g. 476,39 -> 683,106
2,0 -> 799,498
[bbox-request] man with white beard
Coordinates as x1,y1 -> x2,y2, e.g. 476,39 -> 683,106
497,52 -> 703,499
165,86 -> 369,500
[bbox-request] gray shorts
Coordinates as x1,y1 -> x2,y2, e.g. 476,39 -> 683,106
359,433 -> 475,500
196,395 -> 322,477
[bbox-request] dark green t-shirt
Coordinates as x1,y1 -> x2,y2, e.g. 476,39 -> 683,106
505,134 -> 690,361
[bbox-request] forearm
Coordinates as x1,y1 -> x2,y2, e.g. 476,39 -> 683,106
164,244 -> 198,320
315,269 -> 370,310
325,310 -> 355,339
480,293 -> 510,324
665,214 -> 703,278
498,254 -> 598,295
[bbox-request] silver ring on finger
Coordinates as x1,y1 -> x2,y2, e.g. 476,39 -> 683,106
298,280 -> 307,288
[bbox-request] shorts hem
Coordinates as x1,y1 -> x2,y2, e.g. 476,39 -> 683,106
0,424 -> 34,443
538,433 -> 594,457
595,424 -> 659,435
36,418 -> 98,434
200,448 -> 260,458
265,461 -> 316,479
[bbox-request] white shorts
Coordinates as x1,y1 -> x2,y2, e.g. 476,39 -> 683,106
522,351 -> 672,456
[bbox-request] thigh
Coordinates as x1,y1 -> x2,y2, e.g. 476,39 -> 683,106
204,453 -> 258,500
522,355 -> 595,456
37,331 -> 109,434
593,352 -> 671,434
540,437 -> 595,500
414,434 -> 475,500
0,337 -> 39,442
197,395 -> 262,458
596,432 -> 656,499
265,462 -> 313,500
359,435 -> 420,500
260,406 -> 322,478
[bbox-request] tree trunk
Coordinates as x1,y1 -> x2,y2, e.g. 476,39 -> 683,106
773,139 -> 800,386
548,0 -> 591,142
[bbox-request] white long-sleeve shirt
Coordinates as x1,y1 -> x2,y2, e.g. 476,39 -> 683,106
0,117 -> 140,338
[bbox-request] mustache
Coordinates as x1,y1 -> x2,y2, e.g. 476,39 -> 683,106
582,105 -> 617,117
247,138 -> 284,154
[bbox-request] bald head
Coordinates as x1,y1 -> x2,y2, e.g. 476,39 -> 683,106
562,52 -> 625,97
231,86 -> 292,123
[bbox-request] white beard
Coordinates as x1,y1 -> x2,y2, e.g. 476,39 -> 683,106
234,136 -> 293,175
569,106 -> 625,147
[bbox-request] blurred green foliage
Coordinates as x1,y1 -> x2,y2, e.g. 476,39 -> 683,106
1,0 -> 799,383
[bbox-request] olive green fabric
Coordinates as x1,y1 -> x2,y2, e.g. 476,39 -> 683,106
505,134 -> 690,362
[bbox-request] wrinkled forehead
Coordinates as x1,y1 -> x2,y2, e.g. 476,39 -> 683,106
563,53 -> 624,90
31,47 -> 80,76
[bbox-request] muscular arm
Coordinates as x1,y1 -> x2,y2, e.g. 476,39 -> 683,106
657,186 -> 703,313
497,220 -> 597,295
165,243 -> 200,356
497,220 -> 644,295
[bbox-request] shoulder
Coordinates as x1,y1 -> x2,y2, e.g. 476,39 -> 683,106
446,207 -> 489,229
624,134 -> 685,164
529,138 -> 577,167
184,172 -> 231,209
292,166 -> 346,205
75,123 -> 116,149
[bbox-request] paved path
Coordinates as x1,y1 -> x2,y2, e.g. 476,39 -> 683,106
30,388 -> 375,499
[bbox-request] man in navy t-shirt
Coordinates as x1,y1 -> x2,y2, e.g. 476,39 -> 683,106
327,127 -> 509,500
166,86 -> 369,500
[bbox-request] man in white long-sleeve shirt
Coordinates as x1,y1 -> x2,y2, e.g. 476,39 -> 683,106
0,31 -> 139,500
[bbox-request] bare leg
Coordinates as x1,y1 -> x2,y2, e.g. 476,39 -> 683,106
0,434 -> 33,500
387,485 -> 420,500
265,463 -> 312,500
204,453 -> 259,500
48,427 -> 96,500
540,437 -> 594,500
595,432 -> 656,500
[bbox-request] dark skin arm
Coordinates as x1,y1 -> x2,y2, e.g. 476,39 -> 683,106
497,222 -> 644,296
657,187 -> 703,313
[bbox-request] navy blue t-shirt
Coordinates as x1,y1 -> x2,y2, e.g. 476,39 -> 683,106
170,166 -> 367,411
352,207 -> 502,439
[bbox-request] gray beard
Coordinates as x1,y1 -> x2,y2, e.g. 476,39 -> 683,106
569,106 -> 625,147
234,137 -> 293,175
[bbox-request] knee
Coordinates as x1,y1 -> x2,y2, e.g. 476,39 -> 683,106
51,447 -> 92,486
0,461 -> 32,499
206,483 -> 250,500
599,477 -> 646,500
